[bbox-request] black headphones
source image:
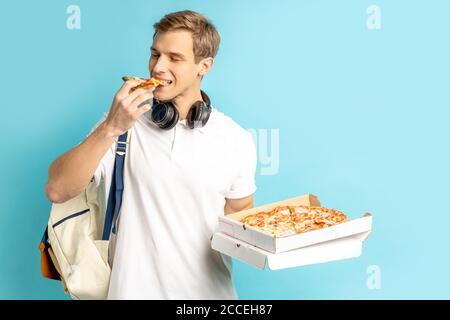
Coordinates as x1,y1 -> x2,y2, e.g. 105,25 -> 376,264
150,90 -> 212,130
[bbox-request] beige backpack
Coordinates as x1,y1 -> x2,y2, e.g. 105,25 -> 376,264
39,131 -> 130,299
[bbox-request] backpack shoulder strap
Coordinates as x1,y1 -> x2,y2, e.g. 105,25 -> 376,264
102,130 -> 131,240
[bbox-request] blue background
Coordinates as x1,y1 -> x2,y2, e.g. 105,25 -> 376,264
1,0 -> 449,299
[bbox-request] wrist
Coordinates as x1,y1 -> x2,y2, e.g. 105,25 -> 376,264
98,121 -> 120,140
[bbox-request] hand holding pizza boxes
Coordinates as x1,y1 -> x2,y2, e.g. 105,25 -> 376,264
211,194 -> 372,270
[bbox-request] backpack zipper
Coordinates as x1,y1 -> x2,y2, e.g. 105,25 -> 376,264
52,208 -> 90,228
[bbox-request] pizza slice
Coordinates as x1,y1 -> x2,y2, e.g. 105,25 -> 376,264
122,76 -> 171,92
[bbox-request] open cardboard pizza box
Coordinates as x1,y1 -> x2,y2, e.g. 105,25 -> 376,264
211,194 -> 372,270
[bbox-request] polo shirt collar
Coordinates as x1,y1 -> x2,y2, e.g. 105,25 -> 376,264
178,119 -> 206,133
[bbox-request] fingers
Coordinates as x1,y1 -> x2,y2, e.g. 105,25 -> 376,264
134,101 -> 153,118
112,77 -> 156,121
130,91 -> 153,109
129,92 -> 154,117
121,85 -> 155,107
115,79 -> 145,101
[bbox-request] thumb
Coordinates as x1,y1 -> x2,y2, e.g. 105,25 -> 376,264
137,103 -> 152,116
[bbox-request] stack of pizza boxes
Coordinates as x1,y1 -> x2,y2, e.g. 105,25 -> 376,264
211,194 -> 373,270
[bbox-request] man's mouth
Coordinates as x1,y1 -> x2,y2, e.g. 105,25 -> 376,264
156,79 -> 173,86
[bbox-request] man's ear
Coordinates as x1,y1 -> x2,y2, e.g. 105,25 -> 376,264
198,57 -> 214,76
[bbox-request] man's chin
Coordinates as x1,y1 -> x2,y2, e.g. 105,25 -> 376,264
153,91 -> 171,102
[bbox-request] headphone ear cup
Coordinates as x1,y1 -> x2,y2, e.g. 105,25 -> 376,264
151,102 -> 179,130
187,102 -> 202,129
165,106 -> 179,129
201,106 -> 211,126
187,101 -> 212,129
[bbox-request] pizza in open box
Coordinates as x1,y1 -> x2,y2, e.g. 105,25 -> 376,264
242,205 -> 348,237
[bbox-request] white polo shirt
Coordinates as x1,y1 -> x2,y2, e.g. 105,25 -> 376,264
90,106 -> 257,300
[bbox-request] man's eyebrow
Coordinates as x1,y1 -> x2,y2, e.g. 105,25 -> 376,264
150,47 -> 185,59
168,52 -> 186,59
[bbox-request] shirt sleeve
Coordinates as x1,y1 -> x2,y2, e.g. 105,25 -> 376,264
225,130 -> 257,199
84,112 -> 115,188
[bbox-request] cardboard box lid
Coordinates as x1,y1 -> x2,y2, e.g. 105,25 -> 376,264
211,231 -> 370,270
223,194 -> 321,222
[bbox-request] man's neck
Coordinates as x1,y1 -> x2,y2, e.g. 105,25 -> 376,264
172,87 -> 203,121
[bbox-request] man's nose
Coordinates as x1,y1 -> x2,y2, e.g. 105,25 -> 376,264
152,56 -> 169,74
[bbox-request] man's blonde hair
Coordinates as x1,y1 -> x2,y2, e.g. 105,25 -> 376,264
153,10 -> 220,63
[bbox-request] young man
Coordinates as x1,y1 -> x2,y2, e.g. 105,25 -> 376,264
45,10 -> 257,299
